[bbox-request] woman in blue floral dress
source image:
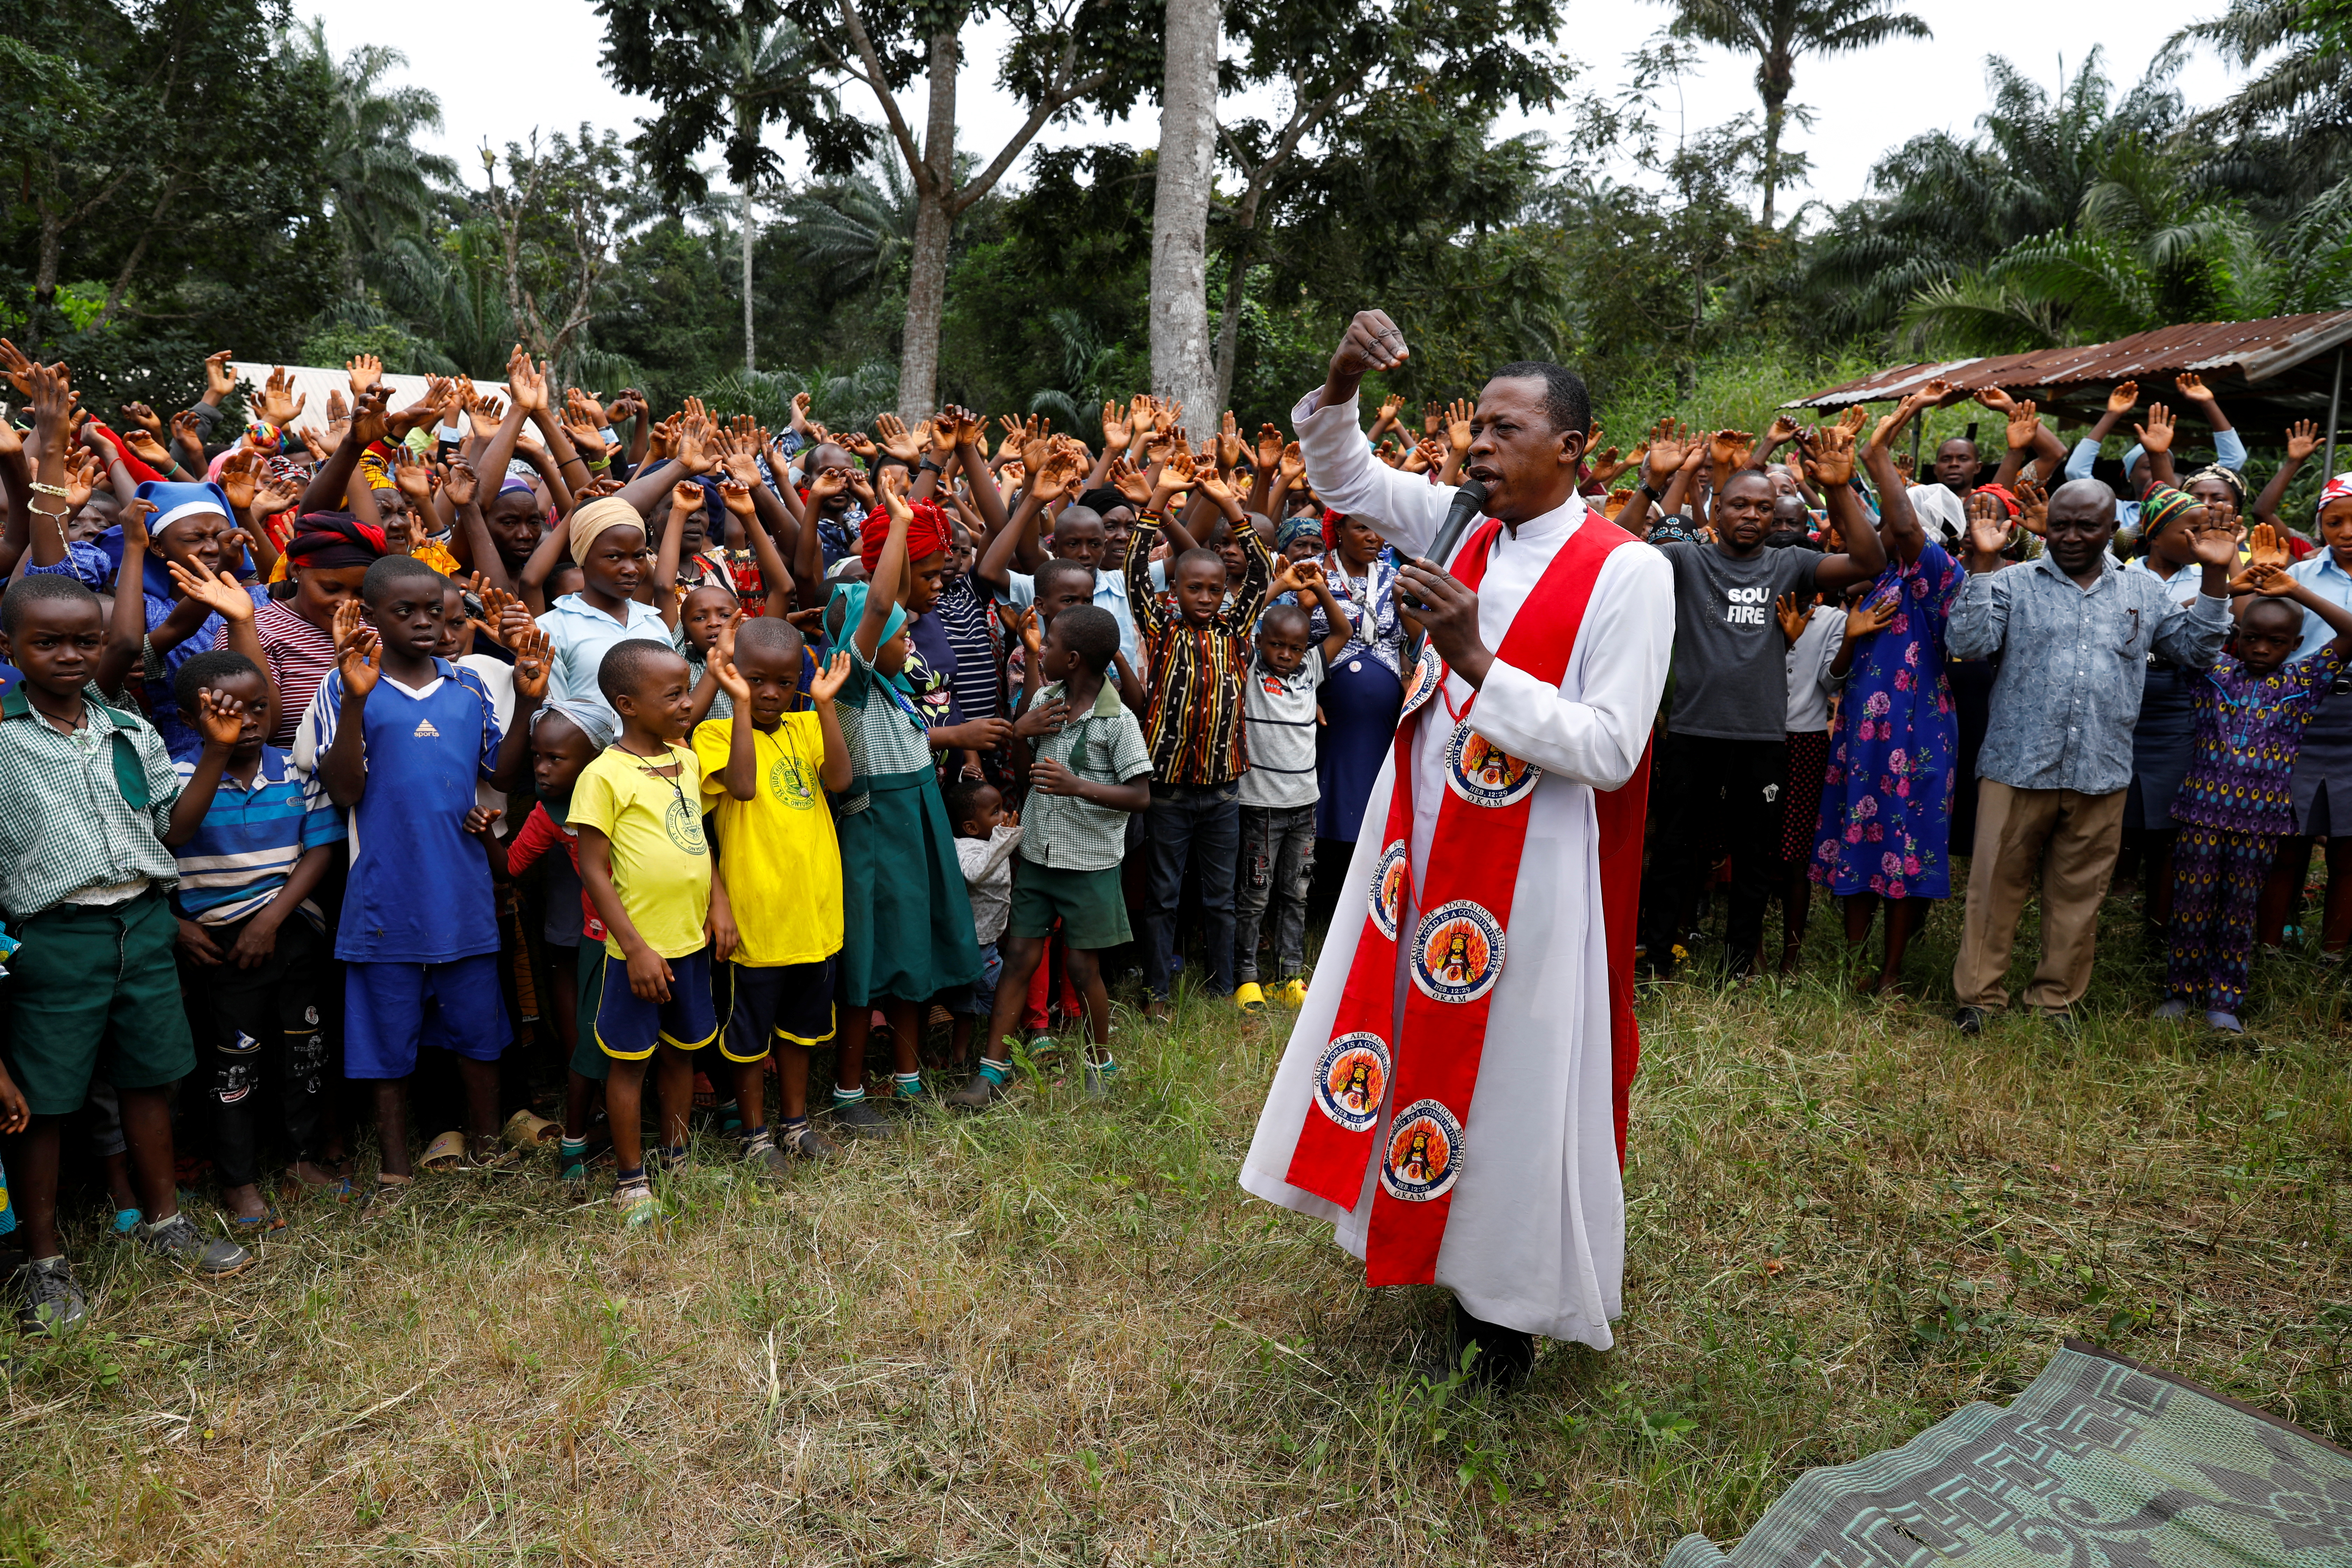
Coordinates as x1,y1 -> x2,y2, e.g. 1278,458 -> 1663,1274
1811,402 -> 1965,992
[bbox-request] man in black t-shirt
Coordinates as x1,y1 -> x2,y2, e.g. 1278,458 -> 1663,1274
1639,455 -> 1889,977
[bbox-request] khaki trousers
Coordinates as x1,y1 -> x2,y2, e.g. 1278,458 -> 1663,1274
1952,780 -> 2126,1012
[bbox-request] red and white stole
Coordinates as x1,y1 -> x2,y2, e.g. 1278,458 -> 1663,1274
1282,509 -> 1651,1288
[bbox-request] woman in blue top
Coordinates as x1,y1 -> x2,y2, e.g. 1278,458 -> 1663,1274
1307,512 -> 1407,848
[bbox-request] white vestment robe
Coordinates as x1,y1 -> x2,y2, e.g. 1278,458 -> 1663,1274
1238,388 -> 1673,1345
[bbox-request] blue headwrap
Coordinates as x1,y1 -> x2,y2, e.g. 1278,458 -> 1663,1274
825,581 -> 922,722
533,695 -> 617,752
90,481 -> 253,601
1276,514 -> 1322,553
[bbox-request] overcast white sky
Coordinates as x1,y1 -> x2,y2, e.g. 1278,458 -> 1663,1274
301,0 -> 2243,215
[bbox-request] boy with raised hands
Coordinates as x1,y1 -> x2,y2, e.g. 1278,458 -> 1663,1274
313,558 -> 547,1209
697,621 -> 854,1166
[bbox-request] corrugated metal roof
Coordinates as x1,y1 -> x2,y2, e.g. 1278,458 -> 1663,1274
1787,311 -> 2352,414
227,362 -> 512,435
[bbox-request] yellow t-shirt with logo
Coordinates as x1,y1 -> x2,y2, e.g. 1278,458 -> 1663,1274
694,712 -> 842,966
569,743 -> 711,959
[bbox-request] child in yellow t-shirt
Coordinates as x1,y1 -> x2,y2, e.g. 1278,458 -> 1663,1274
572,640 -> 737,1222
700,619 -> 853,1162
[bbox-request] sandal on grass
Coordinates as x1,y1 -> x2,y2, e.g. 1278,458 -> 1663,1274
465,1139 -> 523,1171
612,1175 -> 657,1227
228,1208 -> 287,1233
419,1132 -> 467,1173
501,1108 -> 560,1152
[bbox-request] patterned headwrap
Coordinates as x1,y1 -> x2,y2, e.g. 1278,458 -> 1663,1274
858,498 -> 954,572
2138,485 -> 2202,541
2186,462 -> 2247,508
284,512 -> 388,571
1276,514 -> 1323,552
2320,472 -> 2352,514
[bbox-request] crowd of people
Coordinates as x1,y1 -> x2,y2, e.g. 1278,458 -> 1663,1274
0,333 -> 2338,1340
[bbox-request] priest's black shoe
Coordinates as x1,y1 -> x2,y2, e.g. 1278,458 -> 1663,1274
1448,1300 -> 1534,1390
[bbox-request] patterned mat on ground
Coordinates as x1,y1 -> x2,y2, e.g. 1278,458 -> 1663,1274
1665,1340 -> 2352,1568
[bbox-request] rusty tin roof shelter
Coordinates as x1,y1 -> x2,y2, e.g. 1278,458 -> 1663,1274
1786,311 -> 2352,445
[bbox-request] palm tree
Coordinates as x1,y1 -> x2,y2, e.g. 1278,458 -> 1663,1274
718,18 -> 834,374
2175,0 -> 2352,207
1801,49 -> 2184,340
284,20 -> 460,297
1650,0 -> 1932,225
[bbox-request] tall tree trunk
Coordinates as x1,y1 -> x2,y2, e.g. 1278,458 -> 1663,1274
1760,97 -> 1782,227
1150,0 -> 1222,420
897,27 -> 960,420
1210,229 -> 1255,414
743,180 -> 757,374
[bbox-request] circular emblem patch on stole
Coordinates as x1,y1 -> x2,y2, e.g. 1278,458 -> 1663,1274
1411,900 -> 1504,1003
1380,1099 -> 1464,1202
1369,840 -> 1409,940
1311,1032 -> 1391,1133
1443,721 -> 1541,808
1400,644 -> 1445,716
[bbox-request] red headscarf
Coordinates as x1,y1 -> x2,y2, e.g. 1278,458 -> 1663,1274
1974,483 -> 2022,520
860,498 -> 955,571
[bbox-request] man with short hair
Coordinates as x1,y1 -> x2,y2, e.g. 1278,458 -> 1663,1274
1946,477 -> 2237,1031
1241,310 -> 1671,1384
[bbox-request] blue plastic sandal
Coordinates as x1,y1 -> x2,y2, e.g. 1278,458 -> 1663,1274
111,1207 -> 142,1235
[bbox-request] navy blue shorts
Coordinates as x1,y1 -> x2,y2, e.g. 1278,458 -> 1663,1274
595,946 -> 723,1060
344,955 -> 511,1079
723,958 -> 837,1062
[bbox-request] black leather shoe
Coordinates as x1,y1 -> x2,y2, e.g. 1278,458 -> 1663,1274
1952,1005 -> 1986,1036
1448,1299 -> 1534,1390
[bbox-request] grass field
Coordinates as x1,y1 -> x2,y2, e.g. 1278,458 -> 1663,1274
5,888 -> 2350,1567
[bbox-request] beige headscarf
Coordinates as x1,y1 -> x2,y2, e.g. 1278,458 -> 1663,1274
568,496 -> 645,564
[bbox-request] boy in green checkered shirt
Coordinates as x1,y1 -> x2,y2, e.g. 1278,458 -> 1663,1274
0,574 -> 252,1335
949,605 -> 1150,1107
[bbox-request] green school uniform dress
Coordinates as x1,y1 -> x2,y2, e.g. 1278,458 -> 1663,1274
830,587 -> 981,1008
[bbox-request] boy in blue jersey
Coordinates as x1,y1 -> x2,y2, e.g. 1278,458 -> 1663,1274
163,650 -> 345,1226
313,556 -> 548,1210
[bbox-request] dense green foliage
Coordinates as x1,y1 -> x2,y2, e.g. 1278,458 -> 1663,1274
8,1 -> 2352,441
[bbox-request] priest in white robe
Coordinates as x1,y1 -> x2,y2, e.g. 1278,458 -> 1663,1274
1239,310 -> 1673,1378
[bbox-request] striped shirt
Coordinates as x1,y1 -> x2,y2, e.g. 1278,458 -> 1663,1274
1236,649 -> 1324,809
170,746 -> 344,926
237,598 -> 340,747
0,683 -> 183,919
1126,515 -> 1274,785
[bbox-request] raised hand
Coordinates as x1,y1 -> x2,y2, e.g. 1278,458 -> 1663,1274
1972,386 -> 2017,416
348,385 -> 392,450
877,459 -> 914,519
1106,455 -> 1151,507
1644,419 -> 1689,488
1400,438 -> 1441,475
1446,398 -> 1475,454
1326,309 -> 1410,385
1218,410 -> 1244,470
1255,422 -> 1284,471
391,444 -> 433,505
192,687 -> 247,750
204,349 -> 238,401
255,365 -> 304,427
509,622 -> 551,700
217,448 -> 264,511
441,457 -> 481,510
718,479 -> 758,519
2005,398 -> 2041,452
2247,519 -> 2289,574
118,498 -> 156,554
2288,419 -> 2321,464
122,428 -> 174,470
669,477 -> 708,518
1764,414 -> 1802,448
2245,561 -> 2298,596
1372,392 -> 1407,437
1587,446 -> 1631,487
346,353 -> 383,396
119,401 -> 163,438
2106,381 -> 2139,416
875,412 -> 922,464
2175,371 -> 2217,408
1808,418 -> 1858,488
2135,403 -> 2174,455
2014,478 -> 2048,537
2187,521 -> 2242,569
807,649 -> 852,703
1280,441 -> 1305,484
1710,427 -> 1754,474
505,345 -> 550,414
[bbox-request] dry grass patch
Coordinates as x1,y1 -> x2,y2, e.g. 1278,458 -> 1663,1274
5,896 -> 2350,1565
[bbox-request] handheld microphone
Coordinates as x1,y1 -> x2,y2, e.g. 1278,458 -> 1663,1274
1401,478 -> 1489,610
